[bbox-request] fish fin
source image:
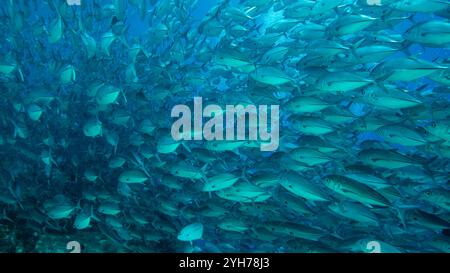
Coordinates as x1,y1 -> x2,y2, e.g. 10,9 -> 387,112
392,205 -> 407,229
7,185 -> 24,210
200,163 -> 209,173
155,153 -> 163,163
353,38 -> 366,50
433,0 -> 450,5
16,67 -> 24,82
361,203 -> 374,209
91,215 -> 102,223
181,142 -> 191,153
1,209 -> 14,223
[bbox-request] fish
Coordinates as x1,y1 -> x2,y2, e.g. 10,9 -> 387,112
285,97 -> 330,114
216,181 -> 271,203
96,85 -> 122,105
98,201 -> 121,216
27,104 -> 44,121
317,72 -> 373,93
425,120 -> 450,141
250,66 -> 291,86
372,57 -> 447,81
48,14 -> 63,43
289,147 -> 332,166
177,223 -> 204,242
265,221 -> 324,241
202,173 -> 240,192
404,20 -> 450,46
83,118 -> 103,138
74,205 -> 98,230
0,0 -> 449,254
405,209 -> 450,230
279,172 -> 329,202
218,219 -> 249,233
329,14 -> 377,36
108,156 -> 127,169
394,0 -> 449,13
420,189 -> 450,212
376,125 -> 427,146
43,195 -> 77,220
290,116 -> 335,136
118,169 -> 148,184
59,65 -> 76,85
361,85 -> 423,109
359,149 -> 421,169
323,175 -> 391,207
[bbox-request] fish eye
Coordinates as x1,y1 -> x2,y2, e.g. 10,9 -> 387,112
431,122 -> 437,128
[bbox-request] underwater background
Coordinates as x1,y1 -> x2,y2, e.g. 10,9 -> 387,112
0,0 -> 449,253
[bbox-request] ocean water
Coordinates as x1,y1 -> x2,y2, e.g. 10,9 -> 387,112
0,0 -> 449,253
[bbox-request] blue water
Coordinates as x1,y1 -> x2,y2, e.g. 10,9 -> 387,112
0,0 -> 449,253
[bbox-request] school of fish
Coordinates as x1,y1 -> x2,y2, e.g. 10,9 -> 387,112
0,0 -> 449,253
